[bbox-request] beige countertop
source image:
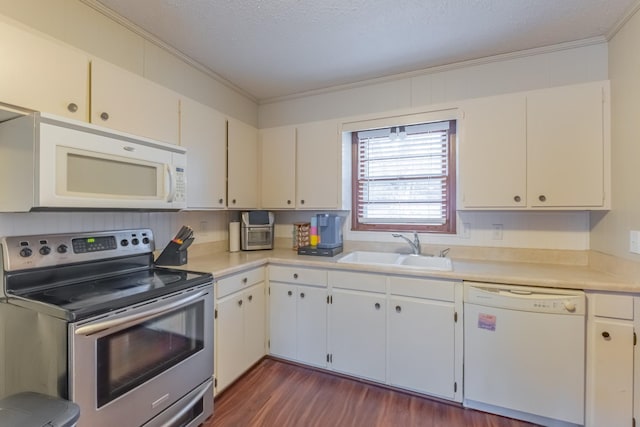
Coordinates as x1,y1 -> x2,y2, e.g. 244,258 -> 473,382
176,248 -> 639,294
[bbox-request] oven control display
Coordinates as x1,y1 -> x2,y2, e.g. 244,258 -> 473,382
72,236 -> 117,253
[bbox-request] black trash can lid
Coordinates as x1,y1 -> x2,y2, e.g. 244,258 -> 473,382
0,392 -> 80,427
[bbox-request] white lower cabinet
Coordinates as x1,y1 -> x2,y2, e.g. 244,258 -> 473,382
330,288 -> 386,382
215,268 -> 266,393
387,276 -> 461,400
586,292 -> 635,427
268,266 -> 328,367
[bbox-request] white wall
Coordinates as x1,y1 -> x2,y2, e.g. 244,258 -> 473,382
263,42 -> 609,251
591,6 -> 640,260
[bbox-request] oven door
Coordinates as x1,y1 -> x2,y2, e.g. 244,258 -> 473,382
69,285 -> 213,427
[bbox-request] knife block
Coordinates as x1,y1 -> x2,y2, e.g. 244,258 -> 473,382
155,240 -> 188,266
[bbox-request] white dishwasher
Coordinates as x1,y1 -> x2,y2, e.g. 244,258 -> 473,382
463,282 -> 585,427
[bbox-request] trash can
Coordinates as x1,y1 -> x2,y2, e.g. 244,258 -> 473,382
0,392 -> 80,427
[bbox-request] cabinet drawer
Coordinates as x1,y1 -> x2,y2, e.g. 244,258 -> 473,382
269,265 -> 327,287
328,270 -> 386,293
591,293 -> 633,320
389,276 -> 456,302
217,267 -> 265,298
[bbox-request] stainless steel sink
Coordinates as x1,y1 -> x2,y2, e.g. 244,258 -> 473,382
337,251 -> 453,271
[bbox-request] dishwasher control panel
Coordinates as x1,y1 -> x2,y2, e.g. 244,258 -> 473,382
463,281 -> 585,315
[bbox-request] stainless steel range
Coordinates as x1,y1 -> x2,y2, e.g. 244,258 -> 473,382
0,229 -> 214,427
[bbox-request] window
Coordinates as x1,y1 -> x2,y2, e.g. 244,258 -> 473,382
351,120 -> 456,233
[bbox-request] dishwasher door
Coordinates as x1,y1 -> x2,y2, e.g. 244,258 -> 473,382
463,282 -> 585,427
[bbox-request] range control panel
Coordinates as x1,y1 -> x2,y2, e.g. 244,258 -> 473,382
2,229 -> 154,271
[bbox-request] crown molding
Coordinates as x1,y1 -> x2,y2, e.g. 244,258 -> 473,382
606,0 -> 640,40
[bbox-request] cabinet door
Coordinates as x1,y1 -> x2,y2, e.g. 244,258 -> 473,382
269,282 -> 297,359
589,319 -> 634,427
180,98 -> 227,209
215,292 -> 245,391
91,59 -> 180,144
296,121 -> 340,209
388,296 -> 455,398
330,289 -> 386,382
527,81 -> 605,207
0,20 -> 89,120
260,126 -> 296,208
244,282 -> 266,366
296,286 -> 327,367
460,94 -> 526,208
228,118 -> 259,209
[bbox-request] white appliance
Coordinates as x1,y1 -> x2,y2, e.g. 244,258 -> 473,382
0,112 -> 187,211
463,282 -> 585,427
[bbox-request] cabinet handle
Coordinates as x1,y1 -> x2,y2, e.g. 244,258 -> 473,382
218,198 -> 224,204
238,299 -> 243,307
602,331 -> 610,339
395,305 -> 402,313
300,292 -> 305,298
538,195 -> 547,202
248,295 -> 253,302
287,200 -> 292,205
374,302 -> 381,310
287,290 -> 293,296
293,273 -> 298,279
100,112 -> 109,121
514,195 -> 521,202
67,102 -> 78,113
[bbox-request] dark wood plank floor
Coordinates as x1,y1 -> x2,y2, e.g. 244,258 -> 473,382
206,358 -> 538,427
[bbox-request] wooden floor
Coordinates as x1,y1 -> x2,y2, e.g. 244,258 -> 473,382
206,358 -> 538,427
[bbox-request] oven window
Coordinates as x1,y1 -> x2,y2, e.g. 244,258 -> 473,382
96,301 -> 204,407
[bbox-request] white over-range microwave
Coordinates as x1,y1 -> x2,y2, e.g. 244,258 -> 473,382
0,112 -> 187,211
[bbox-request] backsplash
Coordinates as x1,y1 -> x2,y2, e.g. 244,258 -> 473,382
0,211 -> 230,249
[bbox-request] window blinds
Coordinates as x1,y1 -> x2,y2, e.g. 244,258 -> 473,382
355,121 -> 451,225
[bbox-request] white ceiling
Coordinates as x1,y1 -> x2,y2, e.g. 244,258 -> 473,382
92,0 -> 637,102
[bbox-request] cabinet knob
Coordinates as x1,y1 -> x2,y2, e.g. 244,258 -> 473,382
374,302 -> 381,310
395,305 -> 402,313
538,195 -> 547,202
237,299 -> 243,306
514,195 -> 521,202
300,199 -> 305,205
287,200 -> 292,205
242,277 -> 248,284
218,198 -> 224,204
300,292 -> 305,298
67,102 -> 78,113
232,199 -> 237,204
100,112 -> 109,121
293,273 -> 298,279
248,295 -> 253,302
287,290 -> 293,296
602,331 -> 610,339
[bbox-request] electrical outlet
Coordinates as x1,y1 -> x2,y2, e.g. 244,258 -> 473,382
630,230 -> 640,254
492,224 -> 503,240
462,223 -> 471,239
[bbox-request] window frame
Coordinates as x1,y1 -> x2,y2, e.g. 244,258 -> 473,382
350,120 -> 457,234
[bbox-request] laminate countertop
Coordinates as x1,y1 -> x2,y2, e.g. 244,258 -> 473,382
172,248 -> 639,294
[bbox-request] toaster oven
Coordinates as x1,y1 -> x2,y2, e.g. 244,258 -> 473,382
241,211 -> 275,250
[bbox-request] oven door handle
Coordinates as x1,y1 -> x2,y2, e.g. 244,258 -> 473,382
159,381 -> 211,427
74,290 -> 208,336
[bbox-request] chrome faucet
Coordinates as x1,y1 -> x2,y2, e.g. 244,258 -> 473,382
392,232 -> 421,255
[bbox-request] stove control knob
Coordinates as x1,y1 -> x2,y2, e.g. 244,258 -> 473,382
39,246 -> 51,255
19,247 -> 32,258
131,238 -> 140,245
120,239 -> 129,247
563,301 -> 577,313
57,244 -> 68,254
142,237 -> 150,245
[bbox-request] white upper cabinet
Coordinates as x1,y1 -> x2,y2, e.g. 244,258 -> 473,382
459,80 -> 610,210
228,118 -> 259,209
459,93 -> 527,208
259,120 -> 342,210
91,59 -> 180,144
527,81 -> 607,208
180,97 -> 227,209
260,126 -> 297,208
0,20 -> 89,120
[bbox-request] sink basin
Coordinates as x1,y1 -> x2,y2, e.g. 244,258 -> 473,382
337,251 -> 453,271
336,251 -> 402,265
399,255 -> 453,271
